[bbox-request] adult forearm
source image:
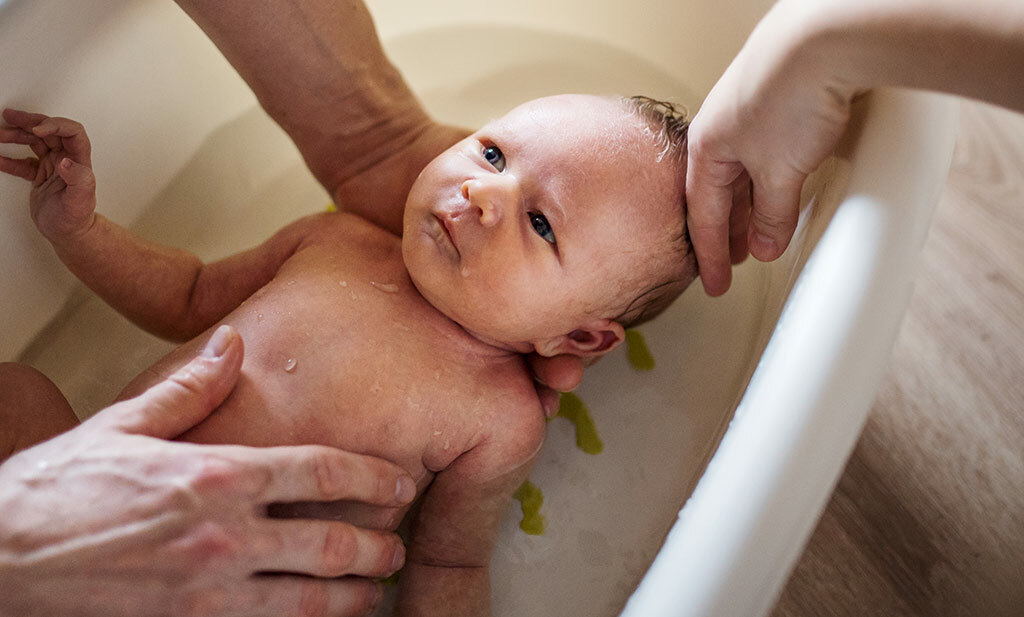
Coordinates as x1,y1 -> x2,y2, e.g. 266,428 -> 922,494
801,0 -> 1024,111
172,0 -> 431,193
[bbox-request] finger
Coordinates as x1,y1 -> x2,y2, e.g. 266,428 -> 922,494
0,125 -> 45,149
95,325 -> 244,438
2,108 -> 50,130
747,172 -> 804,262
245,575 -> 381,617
253,445 -> 416,506
685,129 -> 746,296
254,518 -> 404,579
728,175 -> 752,265
33,116 -> 91,166
55,157 -> 96,204
685,176 -> 735,297
526,353 -> 583,393
536,384 -> 561,419
0,155 -> 38,181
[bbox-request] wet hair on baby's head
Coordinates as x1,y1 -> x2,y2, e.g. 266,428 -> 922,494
613,95 -> 697,329
623,95 -> 691,165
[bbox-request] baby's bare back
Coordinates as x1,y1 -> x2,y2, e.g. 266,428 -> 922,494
119,213 -> 541,529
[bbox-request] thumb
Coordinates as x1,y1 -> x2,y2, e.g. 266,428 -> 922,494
56,157 -> 96,205
103,325 -> 244,439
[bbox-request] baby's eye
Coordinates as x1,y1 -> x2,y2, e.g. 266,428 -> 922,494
529,212 -> 556,245
482,145 -> 506,172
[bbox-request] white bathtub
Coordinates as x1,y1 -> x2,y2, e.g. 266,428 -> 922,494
0,0 -> 958,615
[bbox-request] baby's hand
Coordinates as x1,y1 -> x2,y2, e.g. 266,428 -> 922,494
0,109 -> 96,243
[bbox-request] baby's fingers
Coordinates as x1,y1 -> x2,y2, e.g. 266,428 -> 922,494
0,154 -> 39,181
33,117 -> 91,166
2,108 -> 50,130
56,157 -> 96,202
0,125 -> 48,159
1,124 -> 43,147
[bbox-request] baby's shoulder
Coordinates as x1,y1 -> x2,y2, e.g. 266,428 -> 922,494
298,210 -> 401,255
304,210 -> 394,239
473,363 -> 547,461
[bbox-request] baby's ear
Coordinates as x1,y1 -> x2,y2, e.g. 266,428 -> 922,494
534,318 -> 625,360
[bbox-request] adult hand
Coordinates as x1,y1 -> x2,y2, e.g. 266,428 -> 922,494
685,0 -> 859,296
0,325 -> 415,617
526,353 -> 584,417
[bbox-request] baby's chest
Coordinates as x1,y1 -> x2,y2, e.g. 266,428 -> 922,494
210,256 -> 496,468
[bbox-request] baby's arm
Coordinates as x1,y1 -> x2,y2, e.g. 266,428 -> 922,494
397,408 -> 546,617
0,109 -> 318,341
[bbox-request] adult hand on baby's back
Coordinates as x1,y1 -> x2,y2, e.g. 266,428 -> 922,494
0,326 -> 414,617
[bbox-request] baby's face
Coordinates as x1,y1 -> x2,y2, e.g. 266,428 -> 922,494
402,94 -> 683,351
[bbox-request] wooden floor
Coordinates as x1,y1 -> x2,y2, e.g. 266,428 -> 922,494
771,100 -> 1024,617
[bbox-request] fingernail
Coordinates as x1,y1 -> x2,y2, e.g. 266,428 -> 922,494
202,325 -> 233,358
390,543 -> 406,571
60,158 -> 71,170
395,476 -> 416,503
750,230 -> 777,258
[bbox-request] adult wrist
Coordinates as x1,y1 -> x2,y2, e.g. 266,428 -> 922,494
780,0 -> 875,101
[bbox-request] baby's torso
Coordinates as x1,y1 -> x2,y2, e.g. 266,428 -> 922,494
121,213 -> 542,528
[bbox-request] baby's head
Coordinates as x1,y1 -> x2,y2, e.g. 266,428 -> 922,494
403,93 -> 696,359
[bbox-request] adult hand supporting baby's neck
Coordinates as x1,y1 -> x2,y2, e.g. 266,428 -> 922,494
528,352 -> 585,417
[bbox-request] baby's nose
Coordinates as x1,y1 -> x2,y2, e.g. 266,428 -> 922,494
461,177 -> 517,228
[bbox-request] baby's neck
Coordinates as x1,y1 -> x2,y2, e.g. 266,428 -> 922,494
404,279 -> 532,361
456,324 -> 535,355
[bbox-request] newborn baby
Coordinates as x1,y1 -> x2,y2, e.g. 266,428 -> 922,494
0,94 -> 694,616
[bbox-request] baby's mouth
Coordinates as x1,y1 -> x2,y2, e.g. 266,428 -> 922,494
432,214 -> 461,259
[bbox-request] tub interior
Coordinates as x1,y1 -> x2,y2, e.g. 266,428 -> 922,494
10,19 -> 779,615
2,1 -> 956,616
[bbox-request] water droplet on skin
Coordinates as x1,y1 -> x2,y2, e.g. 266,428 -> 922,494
460,267 -> 470,278
287,280 -> 296,286
443,439 -> 451,451
257,313 -> 264,321
339,280 -> 347,287
284,358 -> 297,372
433,430 -> 443,436
370,281 -> 399,293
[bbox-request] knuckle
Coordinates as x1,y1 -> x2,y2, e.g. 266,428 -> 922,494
189,454 -> 240,494
373,464 -> 397,504
751,208 -> 797,233
310,448 -> 346,499
169,364 -> 210,400
321,524 -> 357,575
296,580 -> 329,617
180,521 -> 244,568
